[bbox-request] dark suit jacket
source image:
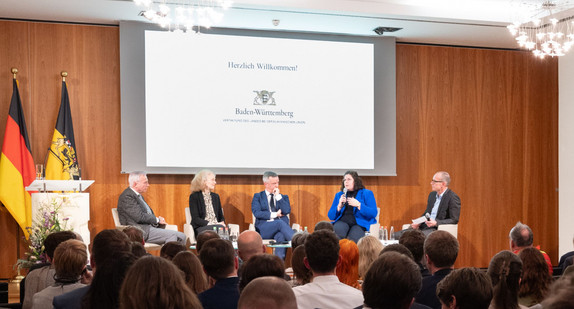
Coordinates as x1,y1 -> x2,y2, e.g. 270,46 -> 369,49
421,189 -> 460,228
52,285 -> 89,309
117,187 -> 157,239
251,190 -> 291,231
415,268 -> 453,309
198,277 -> 240,309
189,191 -> 225,231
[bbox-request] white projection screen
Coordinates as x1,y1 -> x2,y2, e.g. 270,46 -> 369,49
120,21 -> 396,176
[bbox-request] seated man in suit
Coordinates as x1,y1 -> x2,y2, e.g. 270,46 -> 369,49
117,171 -> 186,245
251,171 -> 294,260
397,171 -> 461,238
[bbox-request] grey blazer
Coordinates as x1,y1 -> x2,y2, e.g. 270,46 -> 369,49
117,187 -> 157,239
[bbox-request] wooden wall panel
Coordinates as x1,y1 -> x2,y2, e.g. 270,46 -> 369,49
0,20 -> 558,278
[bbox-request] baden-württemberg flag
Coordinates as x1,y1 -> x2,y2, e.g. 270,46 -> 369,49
46,81 -> 79,180
0,79 -> 35,238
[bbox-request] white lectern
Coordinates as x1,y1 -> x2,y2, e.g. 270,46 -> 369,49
26,180 -> 94,245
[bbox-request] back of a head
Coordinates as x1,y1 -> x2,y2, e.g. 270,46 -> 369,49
239,253 -> 285,291
518,247 -> 552,301
82,251 -> 137,309
290,231 -> 309,250
291,246 -> 312,285
363,251 -> 422,309
237,230 -> 264,261
424,230 -> 459,267
380,243 -> 415,261
120,256 -> 201,309
487,251 -> 523,309
122,226 -> 144,244
437,267 -> 493,309
196,230 -> 220,252
509,221 -> 533,248
399,229 -> 426,263
314,221 -> 334,232
358,235 -> 384,279
53,239 -> 88,282
160,241 -> 187,260
238,276 -> 297,309
336,239 -> 360,288
304,230 -> 340,274
92,229 -> 132,267
199,238 -> 235,280
541,273 -> 574,309
44,230 -> 77,260
130,242 -> 147,258
172,251 -> 208,294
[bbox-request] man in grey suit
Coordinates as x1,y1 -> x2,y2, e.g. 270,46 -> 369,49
117,171 -> 186,245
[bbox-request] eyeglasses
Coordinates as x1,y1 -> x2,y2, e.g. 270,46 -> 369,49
431,179 -> 443,183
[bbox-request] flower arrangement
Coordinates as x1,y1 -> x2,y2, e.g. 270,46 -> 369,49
16,195 -> 71,270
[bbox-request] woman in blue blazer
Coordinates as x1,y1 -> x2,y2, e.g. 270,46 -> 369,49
328,171 -> 377,243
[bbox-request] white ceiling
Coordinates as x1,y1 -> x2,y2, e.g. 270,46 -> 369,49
0,0 -> 571,49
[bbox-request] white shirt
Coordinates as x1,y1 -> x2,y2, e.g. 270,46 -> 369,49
293,275 -> 364,309
265,190 -> 283,220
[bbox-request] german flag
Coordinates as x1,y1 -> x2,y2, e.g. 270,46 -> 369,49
0,79 -> 35,238
46,81 -> 79,180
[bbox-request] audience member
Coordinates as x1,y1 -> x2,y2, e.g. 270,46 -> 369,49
314,220 -> 335,232
558,234 -> 574,274
518,247 -> 552,307
172,250 -> 209,294
239,253 -> 286,291
540,272 -> 574,309
79,251 -> 137,309
119,255 -> 202,309
487,251 -> 525,309
380,243 -> 415,261
290,231 -> 309,250
508,221 -> 552,275
400,229 -> 430,277
357,235 -> 384,279
238,276 -> 297,309
159,241 -> 187,260
52,229 -> 133,309
290,245 -> 312,287
121,225 -> 145,245
195,229 -> 220,253
437,268 -> 493,309
336,239 -> 361,289
396,171 -> 460,238
189,169 -> 226,235
415,230 -> 459,309
117,171 -> 186,245
33,239 -> 88,309
328,170 -> 378,243
22,230 -> 77,309
198,238 -> 240,309
130,242 -> 147,258
251,171 -> 294,260
361,251 -> 423,309
293,230 -> 363,309
237,230 -> 266,262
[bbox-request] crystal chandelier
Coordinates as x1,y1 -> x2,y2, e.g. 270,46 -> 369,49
507,0 -> 574,58
133,0 -> 233,33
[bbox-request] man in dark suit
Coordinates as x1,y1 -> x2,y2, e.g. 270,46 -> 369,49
251,171 -> 294,260
117,171 -> 186,245
411,171 -> 461,236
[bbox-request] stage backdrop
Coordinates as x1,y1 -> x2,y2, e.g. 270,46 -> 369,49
0,20 -> 558,278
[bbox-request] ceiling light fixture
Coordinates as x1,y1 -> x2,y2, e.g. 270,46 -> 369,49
507,0 -> 574,58
134,0 -> 233,33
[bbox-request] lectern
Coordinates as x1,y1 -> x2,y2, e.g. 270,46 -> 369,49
26,180 -> 94,245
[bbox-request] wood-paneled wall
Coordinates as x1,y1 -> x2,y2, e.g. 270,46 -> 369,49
0,20 -> 558,278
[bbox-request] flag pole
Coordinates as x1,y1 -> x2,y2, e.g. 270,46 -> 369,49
61,71 -> 67,82
10,67 -> 24,282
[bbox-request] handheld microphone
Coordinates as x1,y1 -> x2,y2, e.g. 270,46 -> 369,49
425,213 -> 431,221
343,188 -> 347,197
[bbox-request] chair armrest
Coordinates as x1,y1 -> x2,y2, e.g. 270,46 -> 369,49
165,224 -> 178,231
184,223 -> 196,244
369,223 -> 380,239
437,224 -> 458,238
248,223 -> 255,231
402,224 -> 410,230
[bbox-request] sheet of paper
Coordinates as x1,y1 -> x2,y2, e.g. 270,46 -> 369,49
412,216 -> 427,224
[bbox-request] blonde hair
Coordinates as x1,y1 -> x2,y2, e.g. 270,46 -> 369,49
190,169 -> 215,192
358,235 -> 384,279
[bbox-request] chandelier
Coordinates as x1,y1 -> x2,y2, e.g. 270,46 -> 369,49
507,0 -> 574,58
133,0 -> 233,33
